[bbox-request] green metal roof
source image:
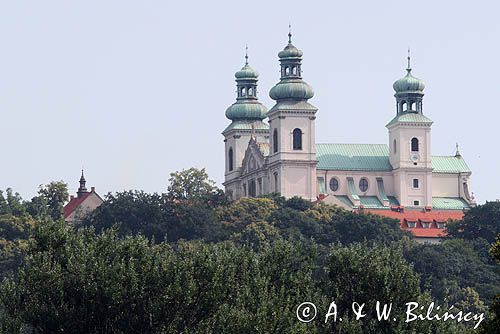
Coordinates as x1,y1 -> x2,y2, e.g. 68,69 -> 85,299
432,156 -> 471,173
222,121 -> 269,134
347,177 -> 359,200
337,196 -> 468,210
316,143 -> 470,174
376,177 -> 389,203
316,144 -> 392,171
267,100 -> 317,113
386,112 -> 433,127
335,195 -> 399,209
432,197 -> 470,210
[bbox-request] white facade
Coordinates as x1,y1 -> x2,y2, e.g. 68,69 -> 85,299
223,39 -> 475,213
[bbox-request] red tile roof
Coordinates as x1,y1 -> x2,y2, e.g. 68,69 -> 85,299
363,208 -> 464,238
63,192 -> 92,218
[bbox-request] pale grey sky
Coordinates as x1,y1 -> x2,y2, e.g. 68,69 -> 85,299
0,0 -> 498,203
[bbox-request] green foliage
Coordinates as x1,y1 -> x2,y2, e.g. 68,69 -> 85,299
0,220 -> 320,333
82,190 -> 224,243
480,235 -> 500,333
404,239 -> 500,304
34,181 -> 69,221
166,167 -> 220,201
447,201 -> 500,243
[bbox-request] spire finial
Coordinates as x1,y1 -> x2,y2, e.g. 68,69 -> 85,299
407,47 -> 411,72
245,44 -> 248,65
288,24 -> 292,43
251,121 -> 256,139
455,142 -> 461,157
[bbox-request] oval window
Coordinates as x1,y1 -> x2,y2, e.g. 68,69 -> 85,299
359,178 -> 369,192
329,178 -> 339,192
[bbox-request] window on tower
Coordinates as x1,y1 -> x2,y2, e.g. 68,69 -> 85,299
228,148 -> 234,171
292,128 -> 302,150
413,179 -> 419,188
402,101 -> 407,112
393,139 -> 397,154
248,87 -> 253,96
273,129 -> 278,153
411,137 -> 419,152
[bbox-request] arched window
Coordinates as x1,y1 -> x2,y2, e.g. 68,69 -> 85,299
228,148 -> 234,171
411,137 -> 419,152
410,101 -> 415,111
285,67 -> 290,75
292,66 -> 297,75
273,129 -> 278,153
292,128 -> 302,150
393,139 -> 397,154
248,87 -> 253,96
402,101 -> 407,112
241,87 -> 246,96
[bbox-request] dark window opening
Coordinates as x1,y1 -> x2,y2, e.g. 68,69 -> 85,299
249,179 -> 256,197
228,148 -> 234,171
292,128 -> 302,150
413,179 -> 419,188
411,138 -> 419,152
273,129 -> 278,153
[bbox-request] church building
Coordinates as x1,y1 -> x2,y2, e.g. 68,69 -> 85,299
63,170 -> 103,224
222,32 -> 475,243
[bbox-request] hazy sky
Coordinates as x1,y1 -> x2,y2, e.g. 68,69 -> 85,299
0,0 -> 498,203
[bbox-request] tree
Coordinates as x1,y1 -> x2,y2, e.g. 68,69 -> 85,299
0,220 -> 320,333
28,181 -> 69,221
447,201 -> 500,244
166,168 -> 220,201
480,234 -> 500,333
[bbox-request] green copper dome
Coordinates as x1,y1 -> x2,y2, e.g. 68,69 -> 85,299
225,101 -> 267,121
225,51 -> 268,121
235,63 -> 258,79
278,43 -> 303,59
393,68 -> 425,93
270,80 -> 314,100
269,31 -> 314,102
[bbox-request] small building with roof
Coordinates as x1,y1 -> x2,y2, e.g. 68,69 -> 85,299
222,31 -> 475,243
63,170 -> 104,224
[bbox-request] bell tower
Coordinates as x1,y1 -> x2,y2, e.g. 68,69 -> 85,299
387,52 -> 433,207
222,48 -> 269,199
267,29 -> 318,200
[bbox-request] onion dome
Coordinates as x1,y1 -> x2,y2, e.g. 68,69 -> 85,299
278,43 -> 303,59
392,51 -> 426,115
225,101 -> 267,120
235,63 -> 258,79
225,50 -> 268,121
393,68 -> 425,93
269,30 -> 314,101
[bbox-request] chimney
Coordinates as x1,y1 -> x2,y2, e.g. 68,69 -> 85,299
91,187 -> 95,192
70,195 -> 74,200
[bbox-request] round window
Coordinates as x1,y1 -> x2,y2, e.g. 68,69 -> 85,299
359,178 -> 368,192
329,178 -> 339,192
